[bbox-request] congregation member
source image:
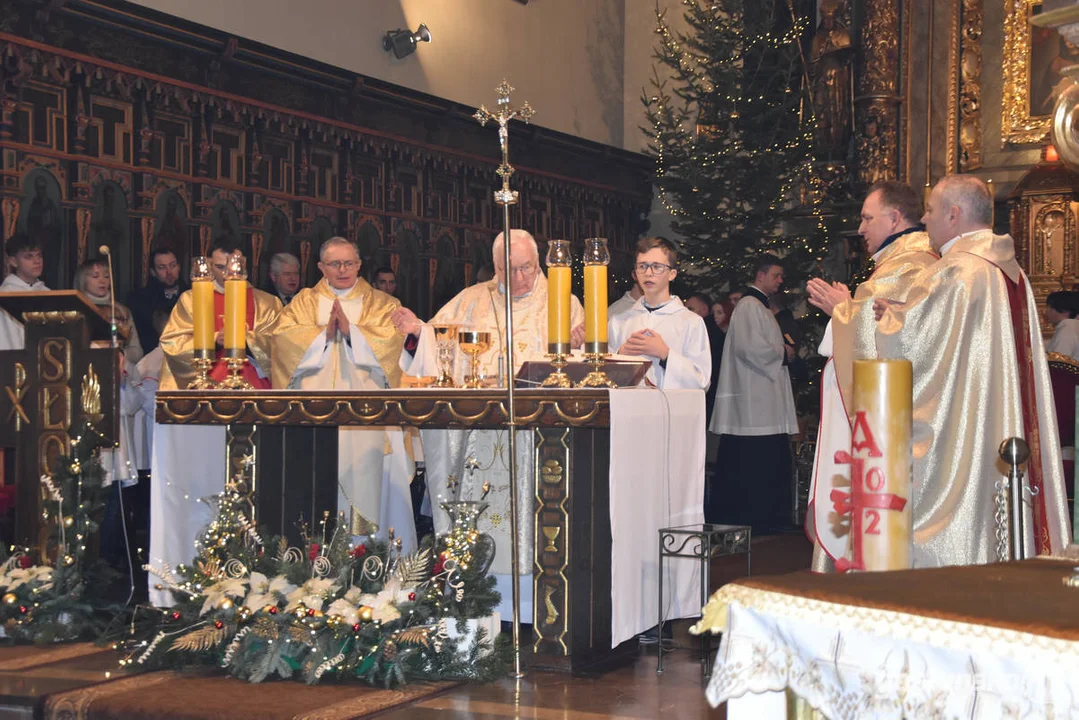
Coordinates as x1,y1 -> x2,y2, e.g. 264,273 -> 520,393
609,238 -> 710,390
271,237 -> 415,551
128,248 -> 184,353
391,229 -> 584,616
149,243 -> 282,604
805,180 -> 937,571
1045,290 -> 1079,361
74,256 -> 144,366
371,266 -> 398,298
709,254 -> 798,533
685,291 -> 724,424
267,252 -> 302,306
0,233 -> 48,349
608,279 -> 643,320
875,175 -> 1069,564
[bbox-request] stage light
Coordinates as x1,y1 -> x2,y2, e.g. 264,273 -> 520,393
382,24 -> 432,59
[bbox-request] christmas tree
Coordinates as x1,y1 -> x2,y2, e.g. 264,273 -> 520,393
643,0 -> 828,290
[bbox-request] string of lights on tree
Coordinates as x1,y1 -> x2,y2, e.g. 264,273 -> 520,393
642,0 -> 831,290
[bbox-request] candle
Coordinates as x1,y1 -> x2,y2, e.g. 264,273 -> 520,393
848,359 -> 913,572
191,279 -> 214,352
584,264 -> 608,346
547,265 -> 572,351
223,278 -> 247,353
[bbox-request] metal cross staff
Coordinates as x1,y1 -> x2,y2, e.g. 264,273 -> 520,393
474,79 -> 533,679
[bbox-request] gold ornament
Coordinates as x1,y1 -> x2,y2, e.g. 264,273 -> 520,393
70,461 -> 81,474
62,555 -> 75,567
358,606 -> 373,623
219,598 -> 233,610
62,516 -> 74,529
2,593 -> 15,605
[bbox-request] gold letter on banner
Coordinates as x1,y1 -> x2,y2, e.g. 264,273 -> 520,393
5,362 -> 28,431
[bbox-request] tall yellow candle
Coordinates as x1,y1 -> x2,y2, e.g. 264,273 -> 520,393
547,265 -> 572,351
191,279 -> 214,352
584,264 -> 608,346
847,359 -> 913,572
223,278 -> 247,353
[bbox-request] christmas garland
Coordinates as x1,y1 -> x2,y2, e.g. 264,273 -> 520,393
128,472 -> 508,686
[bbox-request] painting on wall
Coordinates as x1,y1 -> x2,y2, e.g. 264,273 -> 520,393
1003,0 -> 1077,145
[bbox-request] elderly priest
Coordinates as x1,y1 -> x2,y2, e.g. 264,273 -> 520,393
149,243 -> 282,605
391,229 -> 584,616
271,236 -> 416,552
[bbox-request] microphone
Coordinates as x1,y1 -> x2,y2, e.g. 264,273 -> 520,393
98,245 -> 118,351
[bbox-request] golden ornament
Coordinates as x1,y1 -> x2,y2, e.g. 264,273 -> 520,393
219,598 -> 233,610
62,516 -> 74,529
62,555 -> 75,567
358,606 -> 373,623
2,593 -> 15,605
70,461 -> 81,474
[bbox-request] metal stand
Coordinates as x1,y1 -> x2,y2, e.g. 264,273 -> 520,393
657,523 -> 751,675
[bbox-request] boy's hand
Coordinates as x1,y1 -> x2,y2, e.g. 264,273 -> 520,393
622,328 -> 669,361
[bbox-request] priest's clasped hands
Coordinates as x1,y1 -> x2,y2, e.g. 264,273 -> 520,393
325,298 -> 352,341
806,278 -> 851,316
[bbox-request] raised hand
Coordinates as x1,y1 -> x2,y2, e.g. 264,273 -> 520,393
390,306 -> 421,336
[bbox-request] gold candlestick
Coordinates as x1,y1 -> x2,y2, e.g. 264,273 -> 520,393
219,350 -> 252,390
189,348 -> 218,390
458,330 -> 492,389
579,348 -> 617,388
431,323 -> 459,388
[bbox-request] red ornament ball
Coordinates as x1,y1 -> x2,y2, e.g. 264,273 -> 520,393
18,606 -> 27,614
352,623 -> 361,632
16,555 -> 32,569
214,620 -> 224,629
268,606 -> 278,615
408,592 -> 416,601
171,611 -> 181,621
306,608 -> 316,617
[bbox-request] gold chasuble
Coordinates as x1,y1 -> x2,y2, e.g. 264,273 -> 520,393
270,279 -> 414,550
809,230 -> 938,570
876,230 -> 1070,566
159,286 -> 282,390
271,278 -> 403,390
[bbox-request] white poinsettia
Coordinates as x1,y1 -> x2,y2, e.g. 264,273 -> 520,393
343,586 -> 364,604
354,578 -> 412,624
245,573 -> 297,610
1,566 -> 55,592
283,578 -> 338,612
199,577 -> 249,616
325,598 -> 360,626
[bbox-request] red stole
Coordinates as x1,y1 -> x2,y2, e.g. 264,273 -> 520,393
208,287 -> 270,388
1003,273 -> 1051,554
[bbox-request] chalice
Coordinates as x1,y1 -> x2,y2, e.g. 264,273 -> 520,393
431,324 -> 459,388
457,330 -> 492,389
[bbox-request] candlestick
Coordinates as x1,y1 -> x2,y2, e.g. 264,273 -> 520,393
189,257 -> 217,389
845,359 -> 912,572
578,237 -> 615,388
542,239 -> 572,388
221,253 -> 252,390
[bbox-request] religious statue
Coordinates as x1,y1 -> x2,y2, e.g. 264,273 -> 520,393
810,0 -> 853,154
856,113 -> 889,186
24,173 -> 61,285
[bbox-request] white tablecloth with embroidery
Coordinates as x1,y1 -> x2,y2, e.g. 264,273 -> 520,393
702,565 -> 1079,719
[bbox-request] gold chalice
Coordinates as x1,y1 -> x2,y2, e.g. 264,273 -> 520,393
431,324 -> 459,388
457,330 -> 492,389
542,526 -> 561,553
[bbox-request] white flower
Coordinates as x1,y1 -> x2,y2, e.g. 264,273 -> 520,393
343,586 -> 364,604
283,578 -> 338,612
326,598 -> 360,626
199,577 -> 248,616
3,566 -> 55,591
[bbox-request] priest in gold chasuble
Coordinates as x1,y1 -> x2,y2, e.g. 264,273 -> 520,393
875,176 -> 1070,567
272,237 -> 415,552
150,245 -> 282,606
806,182 -> 938,571
392,230 -> 584,615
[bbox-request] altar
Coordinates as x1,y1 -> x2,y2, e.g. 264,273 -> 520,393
698,558 -> 1079,718
154,387 -> 706,672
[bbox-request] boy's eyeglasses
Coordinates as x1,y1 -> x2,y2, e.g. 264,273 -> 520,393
635,262 -> 673,275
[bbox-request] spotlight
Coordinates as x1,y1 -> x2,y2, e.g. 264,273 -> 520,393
382,24 -> 432,59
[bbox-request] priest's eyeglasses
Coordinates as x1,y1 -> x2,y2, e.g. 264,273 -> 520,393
635,262 -> 672,275
509,262 -> 537,276
324,260 -> 360,271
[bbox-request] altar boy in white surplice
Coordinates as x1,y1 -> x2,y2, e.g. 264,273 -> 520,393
0,233 -> 49,350
609,237 -> 711,390
270,237 -> 416,552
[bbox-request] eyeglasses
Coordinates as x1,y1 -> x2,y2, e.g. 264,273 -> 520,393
507,262 -> 537,276
323,260 -> 359,271
635,262 -> 673,275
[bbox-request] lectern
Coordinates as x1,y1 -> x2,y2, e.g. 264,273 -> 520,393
0,291 -> 119,545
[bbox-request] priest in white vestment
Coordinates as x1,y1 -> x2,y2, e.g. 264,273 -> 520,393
709,255 -> 798,532
271,236 -> 416,552
0,234 -> 48,350
805,182 -> 937,571
392,230 -> 584,616
875,176 -> 1070,565
149,244 -> 281,605
609,237 -> 710,390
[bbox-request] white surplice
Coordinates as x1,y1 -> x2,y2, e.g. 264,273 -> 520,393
286,289 -> 416,553
607,290 -> 639,321
1048,318 -> 1079,362
0,274 -> 48,349
608,297 -> 711,390
709,293 -> 798,436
